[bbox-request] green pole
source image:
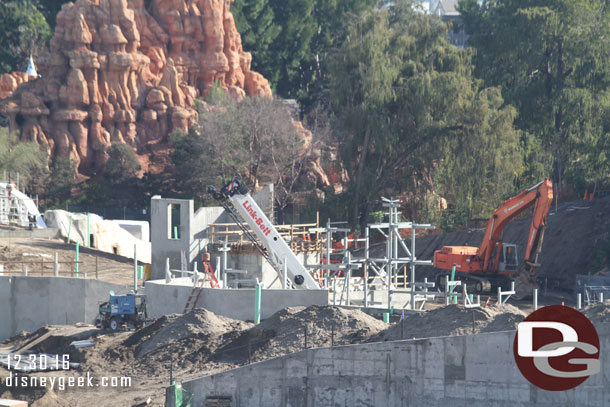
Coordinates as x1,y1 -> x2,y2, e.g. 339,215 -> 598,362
75,241 -> 79,278
450,265 -> 457,305
173,226 -> 178,239
86,212 -> 90,247
383,312 -> 390,323
175,383 -> 183,407
67,215 -> 73,243
254,283 -> 262,325
390,305 -> 395,315
138,265 -> 143,280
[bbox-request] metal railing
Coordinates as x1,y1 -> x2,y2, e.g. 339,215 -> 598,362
0,258 -> 97,279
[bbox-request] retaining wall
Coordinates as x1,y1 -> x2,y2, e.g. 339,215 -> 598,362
0,276 -> 129,341
174,323 -> 610,407
0,228 -> 59,238
145,279 -> 328,321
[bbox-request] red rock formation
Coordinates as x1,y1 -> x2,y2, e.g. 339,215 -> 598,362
0,0 -> 272,174
0,72 -> 33,100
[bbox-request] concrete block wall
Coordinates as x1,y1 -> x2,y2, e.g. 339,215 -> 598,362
0,276 -> 129,341
145,279 -> 328,321
176,323 -> 610,407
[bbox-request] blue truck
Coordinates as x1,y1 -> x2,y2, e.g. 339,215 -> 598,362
97,293 -> 147,330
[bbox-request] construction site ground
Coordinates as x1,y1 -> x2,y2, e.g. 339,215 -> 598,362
1,303 -> 608,406
0,196 -> 608,405
0,237 -> 136,286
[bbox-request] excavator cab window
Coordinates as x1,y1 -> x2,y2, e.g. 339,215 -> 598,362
499,244 -> 518,271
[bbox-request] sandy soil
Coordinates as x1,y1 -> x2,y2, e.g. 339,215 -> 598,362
6,303 -> 608,407
0,237 -> 136,286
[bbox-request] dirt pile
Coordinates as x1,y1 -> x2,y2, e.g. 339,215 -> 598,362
122,308 -> 252,371
371,304 -> 527,342
213,305 -> 387,363
30,389 -> 64,407
368,196 -> 610,291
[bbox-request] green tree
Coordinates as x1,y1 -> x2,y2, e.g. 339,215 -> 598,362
459,0 -> 610,194
232,0 -> 376,105
0,128 -> 48,192
434,88 -> 522,219
171,129 -> 217,204
36,0 -> 71,29
45,157 -> 76,207
329,1 -> 522,228
231,0 -> 280,83
0,0 -> 51,73
105,143 -> 141,184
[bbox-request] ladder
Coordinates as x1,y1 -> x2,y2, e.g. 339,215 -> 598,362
183,262 -> 219,313
183,274 -> 205,313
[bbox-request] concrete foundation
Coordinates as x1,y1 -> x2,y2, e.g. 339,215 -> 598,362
209,245 -> 319,289
173,323 -> 610,407
145,278 -> 328,321
0,276 -> 129,341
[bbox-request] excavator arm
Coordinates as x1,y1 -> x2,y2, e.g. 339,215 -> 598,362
477,179 -> 554,273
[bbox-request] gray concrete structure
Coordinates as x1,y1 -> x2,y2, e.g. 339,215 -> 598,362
210,247 -> 319,289
173,323 -> 610,407
145,278 -> 328,321
0,276 -> 129,341
0,228 -> 59,238
151,186 -> 274,280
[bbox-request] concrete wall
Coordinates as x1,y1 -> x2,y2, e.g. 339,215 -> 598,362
175,323 -> 610,407
145,279 -> 328,321
151,197 -> 195,280
0,276 -> 129,341
151,186 -> 274,280
0,228 -> 59,238
208,247 -> 319,289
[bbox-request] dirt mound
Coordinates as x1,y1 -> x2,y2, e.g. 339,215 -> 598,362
0,326 -> 50,349
371,304 -> 527,342
31,389 -> 64,407
214,305 -> 387,363
125,308 -> 252,360
366,196 -> 610,292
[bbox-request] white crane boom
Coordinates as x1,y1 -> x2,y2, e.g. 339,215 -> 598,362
208,178 -> 320,289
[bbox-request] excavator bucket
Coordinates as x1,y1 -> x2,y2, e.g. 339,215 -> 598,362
512,271 -> 538,300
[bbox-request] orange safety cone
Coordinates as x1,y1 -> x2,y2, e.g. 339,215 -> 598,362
590,193 -> 595,201
584,189 -> 589,200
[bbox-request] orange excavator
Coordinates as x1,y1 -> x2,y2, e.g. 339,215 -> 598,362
433,179 -> 554,298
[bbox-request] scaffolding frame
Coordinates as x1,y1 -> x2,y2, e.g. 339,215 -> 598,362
308,197 -> 439,310
0,189 -> 29,228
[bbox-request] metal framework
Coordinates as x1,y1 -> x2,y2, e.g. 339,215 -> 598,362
0,186 -> 29,227
196,192 -> 486,311
308,197 -> 444,310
